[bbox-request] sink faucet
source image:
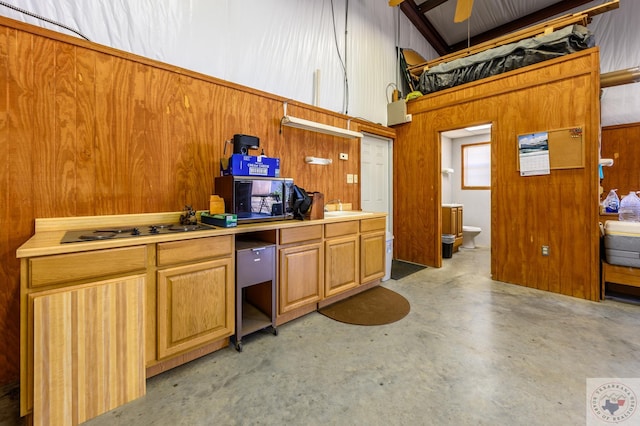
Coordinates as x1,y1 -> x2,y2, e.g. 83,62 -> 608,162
324,199 -> 343,212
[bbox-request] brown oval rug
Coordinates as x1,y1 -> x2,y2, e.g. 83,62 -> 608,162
318,286 -> 410,326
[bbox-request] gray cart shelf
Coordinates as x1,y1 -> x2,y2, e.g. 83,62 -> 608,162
234,239 -> 277,352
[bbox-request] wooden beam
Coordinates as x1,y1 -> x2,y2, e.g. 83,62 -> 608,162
400,0 -> 449,56
416,0 -> 450,14
450,0 -> 594,52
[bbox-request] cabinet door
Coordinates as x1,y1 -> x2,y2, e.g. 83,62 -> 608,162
442,206 -> 453,234
32,275 -> 146,425
325,235 -> 359,298
278,243 -> 323,314
361,231 -> 386,283
450,207 -> 458,235
157,258 -> 234,359
456,207 -> 464,238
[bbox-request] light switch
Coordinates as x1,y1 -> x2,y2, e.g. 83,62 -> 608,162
353,174 -> 358,183
347,174 -> 354,184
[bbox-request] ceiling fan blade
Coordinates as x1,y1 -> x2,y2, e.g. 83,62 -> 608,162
454,0 -> 474,23
388,0 -> 404,6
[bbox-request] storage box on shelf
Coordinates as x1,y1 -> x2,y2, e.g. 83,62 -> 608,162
220,154 -> 280,177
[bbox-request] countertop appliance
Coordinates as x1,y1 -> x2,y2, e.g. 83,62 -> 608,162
60,222 -> 215,244
214,175 -> 294,223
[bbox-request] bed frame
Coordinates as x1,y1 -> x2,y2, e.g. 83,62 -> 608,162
601,261 -> 640,300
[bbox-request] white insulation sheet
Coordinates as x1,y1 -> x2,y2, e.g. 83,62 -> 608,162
0,0 -> 637,126
0,0 -> 437,125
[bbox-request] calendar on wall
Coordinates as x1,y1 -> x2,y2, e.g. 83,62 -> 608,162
518,131 -> 550,176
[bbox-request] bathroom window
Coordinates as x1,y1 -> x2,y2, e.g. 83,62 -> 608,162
462,142 -> 491,189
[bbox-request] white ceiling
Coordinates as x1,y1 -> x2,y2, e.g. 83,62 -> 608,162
441,124 -> 492,139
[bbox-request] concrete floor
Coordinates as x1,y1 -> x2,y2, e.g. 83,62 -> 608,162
2,247 -> 639,425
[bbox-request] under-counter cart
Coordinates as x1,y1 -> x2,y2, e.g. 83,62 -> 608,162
234,238 -> 277,351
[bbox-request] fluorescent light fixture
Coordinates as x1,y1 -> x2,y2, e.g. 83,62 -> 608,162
281,115 -> 363,139
305,156 -> 333,165
464,124 -> 492,132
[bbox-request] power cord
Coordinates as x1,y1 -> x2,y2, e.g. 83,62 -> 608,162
0,1 -> 90,41
330,0 -> 349,115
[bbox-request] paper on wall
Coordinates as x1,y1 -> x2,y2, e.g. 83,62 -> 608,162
518,132 -> 550,176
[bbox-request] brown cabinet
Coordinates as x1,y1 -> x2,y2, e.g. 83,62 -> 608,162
442,205 -> 463,252
360,218 -> 386,283
324,221 -> 359,297
20,247 -> 148,423
19,211 -> 388,423
31,275 -> 146,426
155,236 -> 234,360
277,225 -> 323,318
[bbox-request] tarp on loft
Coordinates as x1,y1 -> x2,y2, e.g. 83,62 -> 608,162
418,25 -> 594,95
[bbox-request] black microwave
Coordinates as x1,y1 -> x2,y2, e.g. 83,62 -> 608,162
214,175 -> 295,223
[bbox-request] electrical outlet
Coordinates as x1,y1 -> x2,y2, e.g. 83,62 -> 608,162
339,153 -> 348,160
353,174 -> 358,183
347,174 -> 354,184
541,245 -> 549,256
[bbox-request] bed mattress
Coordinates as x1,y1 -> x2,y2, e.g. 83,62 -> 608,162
417,25 -> 593,95
604,220 -> 640,267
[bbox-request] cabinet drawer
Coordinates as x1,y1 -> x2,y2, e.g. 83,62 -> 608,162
279,225 -> 322,245
237,245 -> 275,288
325,221 -> 358,238
29,246 -> 147,288
157,235 -> 233,266
360,217 -> 386,233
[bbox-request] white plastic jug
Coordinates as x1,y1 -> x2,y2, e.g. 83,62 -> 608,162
603,189 -> 619,213
618,191 -> 640,222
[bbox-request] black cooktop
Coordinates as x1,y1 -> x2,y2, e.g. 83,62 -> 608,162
60,223 -> 215,244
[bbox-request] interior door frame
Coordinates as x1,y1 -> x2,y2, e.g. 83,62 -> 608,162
438,123 -> 494,269
360,132 -> 394,235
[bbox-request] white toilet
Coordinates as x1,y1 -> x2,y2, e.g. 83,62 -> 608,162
462,225 -> 482,249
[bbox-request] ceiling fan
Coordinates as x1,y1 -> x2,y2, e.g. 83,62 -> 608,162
388,0 -> 474,23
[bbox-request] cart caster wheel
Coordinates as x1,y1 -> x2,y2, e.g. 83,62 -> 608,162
272,327 -> 278,336
235,341 -> 243,352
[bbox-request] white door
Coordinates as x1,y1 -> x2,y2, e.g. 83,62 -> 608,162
361,133 -> 393,234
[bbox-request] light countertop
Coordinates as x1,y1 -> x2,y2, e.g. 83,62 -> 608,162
17,211 -> 387,258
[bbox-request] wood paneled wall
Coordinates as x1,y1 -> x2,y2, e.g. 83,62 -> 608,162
600,122 -> 640,199
0,17 -> 393,386
394,48 -> 601,301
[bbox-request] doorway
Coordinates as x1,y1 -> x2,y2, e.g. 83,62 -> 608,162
360,133 -> 393,234
440,125 -> 492,249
